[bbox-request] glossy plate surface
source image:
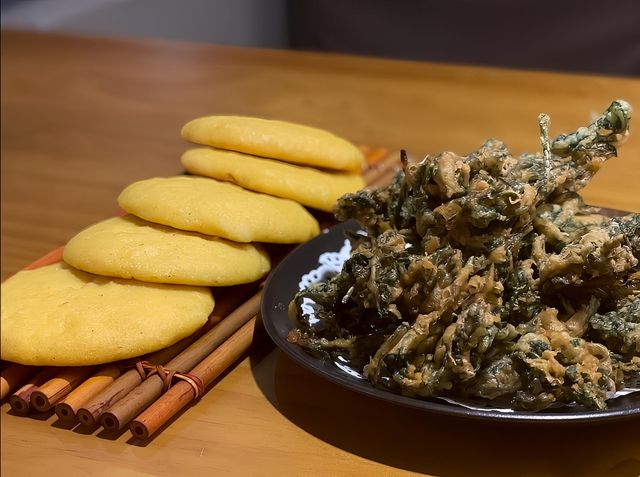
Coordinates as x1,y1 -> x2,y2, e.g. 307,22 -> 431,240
261,221 -> 640,423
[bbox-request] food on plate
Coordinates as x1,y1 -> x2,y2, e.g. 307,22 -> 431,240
289,100 -> 640,410
181,115 -> 365,172
63,215 -> 271,286
181,147 -> 365,212
1,114 -> 356,373
118,175 -> 320,243
1,263 -> 214,366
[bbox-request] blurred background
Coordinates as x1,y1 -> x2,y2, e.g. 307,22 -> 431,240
1,0 -> 639,76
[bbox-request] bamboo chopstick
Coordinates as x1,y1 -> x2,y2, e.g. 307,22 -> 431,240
1,363 -> 38,400
130,316 -> 259,440
363,149 -> 400,185
101,291 -> 262,431
75,337 -> 207,427
22,246 -> 65,270
75,285 -> 255,427
9,368 -> 58,415
30,366 -> 96,412
76,367 -> 144,427
54,364 -> 121,421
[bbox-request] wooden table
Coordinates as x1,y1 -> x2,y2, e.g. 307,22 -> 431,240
2,30 -> 639,477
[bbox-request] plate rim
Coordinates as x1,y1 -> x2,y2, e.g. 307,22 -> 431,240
260,220 -> 640,423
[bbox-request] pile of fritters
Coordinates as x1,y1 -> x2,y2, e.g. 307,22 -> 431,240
289,100 -> 639,410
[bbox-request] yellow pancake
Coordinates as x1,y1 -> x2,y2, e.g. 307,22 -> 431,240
181,116 -> 365,172
0,263 -> 214,366
118,176 -> 320,243
63,215 -> 271,286
181,148 -> 365,212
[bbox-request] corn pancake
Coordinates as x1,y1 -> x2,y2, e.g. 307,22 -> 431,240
181,116 -> 365,172
118,176 -> 320,243
181,148 -> 365,212
0,263 -> 214,366
63,215 -> 271,286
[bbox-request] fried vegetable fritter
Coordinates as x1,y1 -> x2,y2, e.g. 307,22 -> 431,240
289,100 -> 639,410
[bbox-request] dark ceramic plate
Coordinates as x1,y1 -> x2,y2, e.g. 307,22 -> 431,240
261,220 -> 640,423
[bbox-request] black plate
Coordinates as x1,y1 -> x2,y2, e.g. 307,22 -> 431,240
261,220 -> 640,423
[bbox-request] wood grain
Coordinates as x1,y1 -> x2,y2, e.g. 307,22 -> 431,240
3,31 -> 640,280
2,31 -> 640,477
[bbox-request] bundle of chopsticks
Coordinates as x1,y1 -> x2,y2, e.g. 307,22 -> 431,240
0,147 -> 398,441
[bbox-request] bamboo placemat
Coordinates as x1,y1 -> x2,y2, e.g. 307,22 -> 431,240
0,147 -> 400,442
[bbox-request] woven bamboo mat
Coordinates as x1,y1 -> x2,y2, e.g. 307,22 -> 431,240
0,147 -> 401,441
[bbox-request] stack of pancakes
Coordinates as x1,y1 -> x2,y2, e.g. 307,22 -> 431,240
1,117 -> 365,367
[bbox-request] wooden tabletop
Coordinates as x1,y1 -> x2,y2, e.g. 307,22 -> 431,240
2,30 -> 640,477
